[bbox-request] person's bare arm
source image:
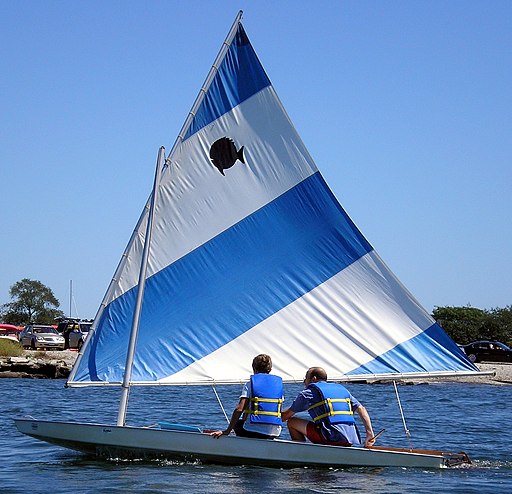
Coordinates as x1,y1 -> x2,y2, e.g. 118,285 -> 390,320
355,405 -> 375,447
210,397 -> 247,438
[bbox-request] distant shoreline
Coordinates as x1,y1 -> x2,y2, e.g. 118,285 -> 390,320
425,362 -> 512,385
0,351 -> 511,383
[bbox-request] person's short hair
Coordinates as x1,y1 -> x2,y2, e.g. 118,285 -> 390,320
252,354 -> 272,374
308,367 -> 327,381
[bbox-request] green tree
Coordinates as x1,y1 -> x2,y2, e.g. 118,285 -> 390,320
432,305 -> 487,344
482,306 -> 512,344
1,278 -> 64,325
433,305 -> 512,345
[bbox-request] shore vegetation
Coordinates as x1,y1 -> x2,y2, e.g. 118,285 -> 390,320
0,339 -> 23,357
433,305 -> 512,345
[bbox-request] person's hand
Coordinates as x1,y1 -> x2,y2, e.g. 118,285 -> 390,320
209,429 -> 229,439
365,434 -> 376,448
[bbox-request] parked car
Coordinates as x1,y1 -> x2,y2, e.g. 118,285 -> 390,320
462,340 -> 512,363
19,325 -> 65,350
56,318 -> 92,350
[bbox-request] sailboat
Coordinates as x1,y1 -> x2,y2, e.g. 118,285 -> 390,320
15,11 -> 482,469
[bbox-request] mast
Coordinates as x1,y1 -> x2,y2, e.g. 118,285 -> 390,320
117,146 -> 166,426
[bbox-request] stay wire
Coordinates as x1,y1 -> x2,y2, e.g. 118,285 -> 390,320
212,385 -> 229,424
393,380 -> 414,450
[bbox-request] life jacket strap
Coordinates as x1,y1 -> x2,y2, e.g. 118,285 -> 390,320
308,397 -> 353,422
245,397 -> 284,417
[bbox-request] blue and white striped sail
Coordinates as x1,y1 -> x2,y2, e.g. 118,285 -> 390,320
68,21 -> 478,387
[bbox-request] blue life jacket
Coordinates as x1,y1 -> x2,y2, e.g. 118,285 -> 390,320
245,374 -> 284,426
307,382 -> 355,426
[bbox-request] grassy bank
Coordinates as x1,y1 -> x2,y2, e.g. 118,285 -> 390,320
0,339 -> 23,357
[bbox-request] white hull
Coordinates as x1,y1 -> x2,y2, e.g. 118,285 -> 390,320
14,419 -> 468,469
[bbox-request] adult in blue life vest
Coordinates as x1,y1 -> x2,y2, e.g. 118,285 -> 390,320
281,367 -> 376,447
210,354 -> 284,439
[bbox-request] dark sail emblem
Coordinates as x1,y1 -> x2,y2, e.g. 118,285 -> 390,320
209,137 -> 245,175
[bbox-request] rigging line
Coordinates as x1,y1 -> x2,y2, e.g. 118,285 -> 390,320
393,380 -> 414,449
212,385 -> 229,424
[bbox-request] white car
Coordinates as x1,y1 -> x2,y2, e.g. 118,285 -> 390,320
19,325 -> 65,350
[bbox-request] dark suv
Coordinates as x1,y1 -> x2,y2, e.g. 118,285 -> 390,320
56,318 -> 93,350
462,341 -> 512,363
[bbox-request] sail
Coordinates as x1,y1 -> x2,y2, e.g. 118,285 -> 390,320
68,21 -> 478,387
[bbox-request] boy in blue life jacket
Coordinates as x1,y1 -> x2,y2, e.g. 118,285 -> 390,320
210,354 -> 284,439
281,367 -> 376,447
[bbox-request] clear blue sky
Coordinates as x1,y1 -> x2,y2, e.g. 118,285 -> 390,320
1,1 -> 511,319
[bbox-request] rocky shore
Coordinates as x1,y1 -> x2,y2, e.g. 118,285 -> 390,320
0,350 -> 78,379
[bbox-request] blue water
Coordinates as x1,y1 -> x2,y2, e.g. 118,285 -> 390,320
1,379 -> 511,493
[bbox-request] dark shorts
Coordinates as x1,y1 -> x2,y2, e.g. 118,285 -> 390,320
305,422 -> 351,447
233,420 -> 275,440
